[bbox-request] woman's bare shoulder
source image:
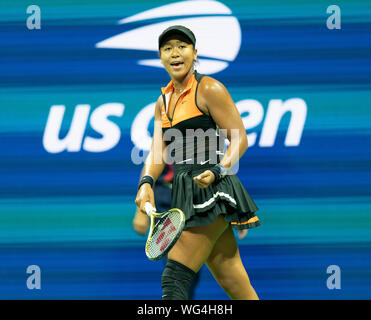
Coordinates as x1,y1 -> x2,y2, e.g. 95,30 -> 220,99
198,76 -> 226,95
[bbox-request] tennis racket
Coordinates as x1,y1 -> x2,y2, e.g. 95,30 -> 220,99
144,202 -> 185,261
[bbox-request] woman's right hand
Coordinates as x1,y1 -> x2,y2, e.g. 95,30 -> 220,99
135,183 -> 156,214
133,207 -> 149,235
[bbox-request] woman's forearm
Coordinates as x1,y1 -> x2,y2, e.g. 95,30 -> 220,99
141,119 -> 166,181
219,130 -> 248,169
142,152 -> 166,181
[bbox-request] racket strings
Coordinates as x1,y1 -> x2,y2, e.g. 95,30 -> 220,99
147,211 -> 184,259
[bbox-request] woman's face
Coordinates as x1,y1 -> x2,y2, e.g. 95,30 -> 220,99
159,34 -> 197,80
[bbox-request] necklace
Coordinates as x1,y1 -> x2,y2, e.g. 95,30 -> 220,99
174,87 -> 184,94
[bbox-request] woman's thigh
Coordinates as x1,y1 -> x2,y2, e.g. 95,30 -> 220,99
167,214 -> 229,272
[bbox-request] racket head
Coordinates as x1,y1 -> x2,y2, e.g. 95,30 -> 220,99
145,208 -> 185,261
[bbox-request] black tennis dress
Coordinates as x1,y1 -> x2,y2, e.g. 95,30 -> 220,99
160,71 -> 260,230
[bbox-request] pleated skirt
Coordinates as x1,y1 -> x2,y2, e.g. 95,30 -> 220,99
171,164 -> 261,230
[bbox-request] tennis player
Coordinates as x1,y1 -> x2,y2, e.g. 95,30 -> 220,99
135,25 -> 260,300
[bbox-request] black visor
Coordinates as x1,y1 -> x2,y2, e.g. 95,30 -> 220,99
158,25 -> 196,49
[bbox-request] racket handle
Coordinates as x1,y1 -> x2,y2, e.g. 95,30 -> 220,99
144,202 -> 156,215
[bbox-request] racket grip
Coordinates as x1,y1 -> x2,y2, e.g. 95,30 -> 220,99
144,202 -> 156,215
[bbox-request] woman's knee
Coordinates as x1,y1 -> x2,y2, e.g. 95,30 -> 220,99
161,259 -> 197,300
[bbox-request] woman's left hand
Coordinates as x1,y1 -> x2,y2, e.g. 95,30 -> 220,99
193,170 -> 215,189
